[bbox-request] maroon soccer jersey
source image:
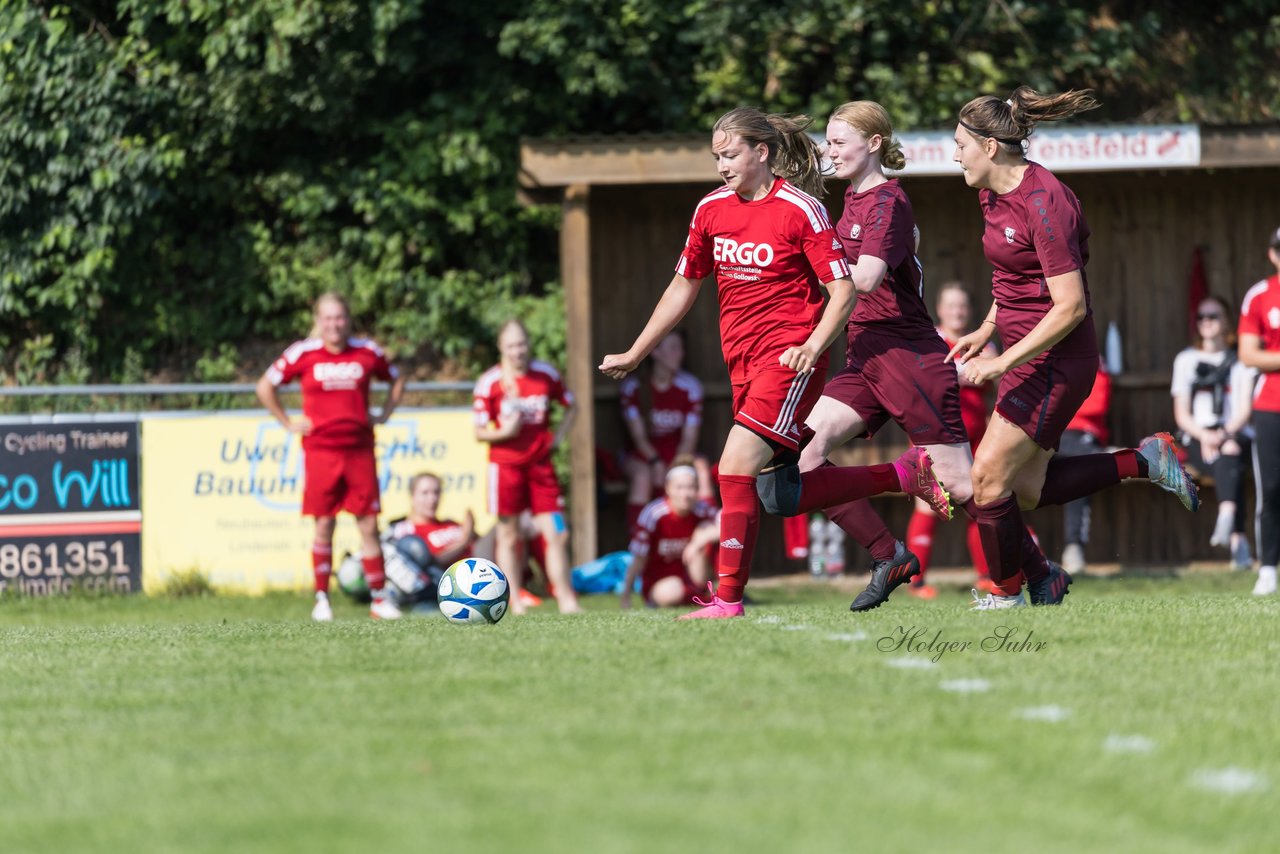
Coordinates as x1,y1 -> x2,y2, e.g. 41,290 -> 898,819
473,361 -> 574,466
978,161 -> 1096,358
1240,274 -> 1280,413
619,370 -> 704,461
676,179 -> 850,383
838,179 -> 934,339
629,497 -> 718,589
267,338 -> 397,451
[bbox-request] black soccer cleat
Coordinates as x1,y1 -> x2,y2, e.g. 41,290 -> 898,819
1027,561 -> 1072,606
849,542 -> 920,612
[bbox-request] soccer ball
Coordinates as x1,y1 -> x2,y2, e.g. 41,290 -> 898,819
437,558 -> 510,625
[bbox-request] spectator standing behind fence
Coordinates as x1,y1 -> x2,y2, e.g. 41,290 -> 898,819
1238,228 -> 1280,596
1058,357 -> 1112,574
621,461 -> 719,609
255,292 -> 407,622
1172,295 -> 1256,570
618,330 -> 714,534
473,319 -> 582,615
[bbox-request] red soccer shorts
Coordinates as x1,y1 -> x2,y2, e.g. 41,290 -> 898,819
488,458 -> 564,518
302,446 -> 382,518
732,356 -> 828,451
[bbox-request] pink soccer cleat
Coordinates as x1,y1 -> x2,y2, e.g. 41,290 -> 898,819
676,584 -> 745,620
892,447 -> 953,520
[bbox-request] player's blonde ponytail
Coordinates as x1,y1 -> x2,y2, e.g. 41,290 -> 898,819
712,107 -> 825,197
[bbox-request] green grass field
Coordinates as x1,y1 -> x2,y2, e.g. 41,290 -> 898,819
1,572 -> 1276,853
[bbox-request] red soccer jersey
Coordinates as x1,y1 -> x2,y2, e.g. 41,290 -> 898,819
979,161 -> 1096,359
675,179 -> 851,383
839,179 -> 934,339
473,361 -> 574,465
629,497 -> 718,588
619,371 -> 704,460
1240,274 -> 1280,413
266,338 -> 397,451
387,518 -> 471,561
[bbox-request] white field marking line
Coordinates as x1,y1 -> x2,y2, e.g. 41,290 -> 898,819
939,678 -> 991,693
825,631 -> 868,642
780,624 -> 813,631
1102,734 -> 1156,754
1190,767 -> 1270,795
885,656 -> 938,670
755,615 -> 783,625
1016,705 -> 1071,722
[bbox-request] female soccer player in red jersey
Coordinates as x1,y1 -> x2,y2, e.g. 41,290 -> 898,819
619,330 -> 714,530
621,463 -> 719,609
947,87 -> 1200,609
474,319 -> 582,615
256,292 -> 407,621
1239,227 -> 1280,596
600,107 -> 951,619
386,472 -> 476,567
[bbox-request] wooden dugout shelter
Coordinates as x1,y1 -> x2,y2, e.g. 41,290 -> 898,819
520,126 -> 1280,572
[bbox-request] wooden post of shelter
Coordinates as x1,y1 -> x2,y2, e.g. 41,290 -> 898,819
561,183 -> 597,565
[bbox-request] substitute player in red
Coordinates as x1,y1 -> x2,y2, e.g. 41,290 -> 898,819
621,462 -> 719,609
386,472 -> 475,567
1239,226 -> 1280,596
474,319 -> 582,615
256,292 -> 407,621
948,87 -> 1200,609
600,106 -> 951,620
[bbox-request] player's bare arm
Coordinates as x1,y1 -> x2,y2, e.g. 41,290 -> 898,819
946,300 -> 999,364
255,373 -> 311,434
963,270 -> 1086,385
373,373 -> 407,425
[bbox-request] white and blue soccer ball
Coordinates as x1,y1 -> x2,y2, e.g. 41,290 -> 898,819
437,558 -> 510,625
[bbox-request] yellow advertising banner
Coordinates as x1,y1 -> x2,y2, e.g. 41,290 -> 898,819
140,409 -> 490,594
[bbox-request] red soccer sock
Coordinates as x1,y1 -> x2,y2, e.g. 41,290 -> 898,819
794,464 -> 900,515
827,497 -> 898,562
312,544 -> 333,595
782,513 -> 809,559
715,475 -> 758,604
906,509 -> 938,579
1035,450 -> 1144,508
362,552 -> 386,592
965,520 -> 990,579
972,495 -> 1026,597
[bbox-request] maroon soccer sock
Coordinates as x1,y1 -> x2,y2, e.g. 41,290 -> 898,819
1020,527 -> 1050,584
362,552 -> 386,592
827,498 -> 898,562
794,464 -> 900,515
906,509 -> 938,577
312,544 -> 332,595
972,495 -> 1026,597
1035,449 -> 1146,508
715,475 -> 758,604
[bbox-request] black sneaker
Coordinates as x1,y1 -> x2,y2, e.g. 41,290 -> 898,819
849,542 -> 920,612
1027,561 -> 1072,606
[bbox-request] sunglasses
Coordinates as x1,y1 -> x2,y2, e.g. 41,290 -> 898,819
1197,313 -> 1223,321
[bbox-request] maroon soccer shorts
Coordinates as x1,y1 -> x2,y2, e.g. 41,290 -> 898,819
488,457 -> 564,517
732,356 -> 829,451
821,329 -> 969,445
302,446 -> 382,518
995,355 -> 1098,451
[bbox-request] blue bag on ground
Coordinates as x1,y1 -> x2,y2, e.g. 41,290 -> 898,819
571,551 -> 634,594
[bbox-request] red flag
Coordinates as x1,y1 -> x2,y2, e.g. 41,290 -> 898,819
1188,247 -> 1208,337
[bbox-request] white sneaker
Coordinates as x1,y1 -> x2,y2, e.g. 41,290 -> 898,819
1062,543 -> 1086,574
370,594 -> 403,620
970,589 -> 1027,610
1252,567 -> 1277,597
311,593 -> 333,622
1209,509 -> 1234,548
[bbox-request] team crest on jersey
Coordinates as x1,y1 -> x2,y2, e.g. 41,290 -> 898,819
1004,227 -> 1017,244
850,224 -> 862,240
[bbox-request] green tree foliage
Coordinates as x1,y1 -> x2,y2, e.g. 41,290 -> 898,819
1,1 -> 1276,384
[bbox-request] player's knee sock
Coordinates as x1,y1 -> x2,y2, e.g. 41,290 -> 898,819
906,510 -> 937,579
826,497 -> 898,562
794,464 -> 899,515
1019,526 -> 1050,584
965,520 -> 990,579
782,513 -> 809,560
362,552 -> 386,593
1035,449 -> 1146,507
715,475 -> 758,604
972,495 -> 1026,596
312,544 -> 332,595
